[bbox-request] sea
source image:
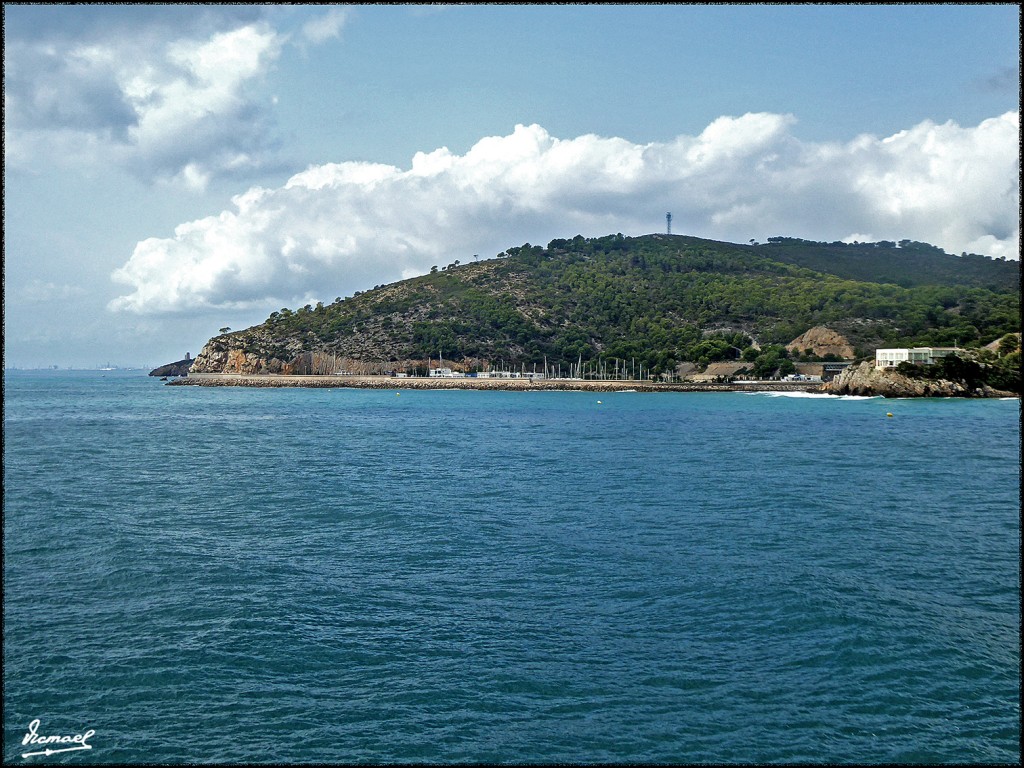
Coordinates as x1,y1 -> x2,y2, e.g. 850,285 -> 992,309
3,369 -> 1020,764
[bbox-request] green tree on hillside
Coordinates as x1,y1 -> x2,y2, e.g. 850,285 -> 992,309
998,333 -> 1020,356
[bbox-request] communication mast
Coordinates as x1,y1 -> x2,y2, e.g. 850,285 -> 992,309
666,212 -> 672,235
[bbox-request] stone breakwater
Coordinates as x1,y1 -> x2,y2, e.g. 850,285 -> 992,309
170,374 -> 822,393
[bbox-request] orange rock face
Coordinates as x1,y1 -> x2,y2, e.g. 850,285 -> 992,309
786,326 -> 855,359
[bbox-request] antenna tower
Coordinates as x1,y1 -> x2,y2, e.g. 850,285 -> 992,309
666,212 -> 672,235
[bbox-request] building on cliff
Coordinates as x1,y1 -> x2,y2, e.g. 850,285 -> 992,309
874,347 -> 961,370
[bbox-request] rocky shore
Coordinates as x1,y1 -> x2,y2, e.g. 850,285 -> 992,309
822,361 -> 1016,398
169,373 -> 821,393
149,357 -> 194,377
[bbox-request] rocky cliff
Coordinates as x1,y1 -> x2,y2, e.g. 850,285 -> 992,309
821,361 -> 1012,398
189,330 -> 433,376
189,333 -> 295,375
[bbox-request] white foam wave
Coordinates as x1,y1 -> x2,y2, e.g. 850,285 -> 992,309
743,390 -> 881,400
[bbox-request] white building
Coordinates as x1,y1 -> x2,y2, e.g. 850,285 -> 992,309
428,367 -> 465,378
875,347 -> 960,370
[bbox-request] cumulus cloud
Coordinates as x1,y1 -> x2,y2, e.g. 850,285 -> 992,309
109,112 -> 1020,315
4,11 -> 283,188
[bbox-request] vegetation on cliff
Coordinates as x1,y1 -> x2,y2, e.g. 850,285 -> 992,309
193,233 -> 1020,378
896,337 -> 1021,393
760,237 -> 1018,293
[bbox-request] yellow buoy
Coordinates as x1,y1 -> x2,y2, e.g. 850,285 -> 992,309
886,412 -> 893,417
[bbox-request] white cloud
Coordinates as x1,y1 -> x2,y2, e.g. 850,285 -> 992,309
109,112 -> 1020,315
4,18 -> 283,187
301,8 -> 349,44
124,22 -> 283,184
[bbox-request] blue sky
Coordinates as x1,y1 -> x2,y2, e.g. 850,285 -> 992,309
3,4 -> 1019,368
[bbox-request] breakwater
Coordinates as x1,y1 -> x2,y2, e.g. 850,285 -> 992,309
170,373 -> 822,393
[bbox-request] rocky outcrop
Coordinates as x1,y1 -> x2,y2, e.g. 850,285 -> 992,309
222,348 -> 285,375
822,361 -> 1011,398
189,336 -> 233,373
149,358 -> 194,377
189,333 -> 297,375
190,330 -> 502,377
786,326 -> 854,359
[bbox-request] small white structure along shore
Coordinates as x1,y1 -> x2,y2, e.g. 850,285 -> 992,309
874,347 -> 961,369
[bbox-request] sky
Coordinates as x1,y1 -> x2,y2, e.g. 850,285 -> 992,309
3,4 -> 1020,369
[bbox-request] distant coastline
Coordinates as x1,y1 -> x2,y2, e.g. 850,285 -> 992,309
169,373 -> 823,393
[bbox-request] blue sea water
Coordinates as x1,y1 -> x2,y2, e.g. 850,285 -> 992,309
3,370 -> 1020,764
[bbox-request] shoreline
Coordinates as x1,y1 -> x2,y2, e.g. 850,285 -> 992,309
168,373 -> 823,393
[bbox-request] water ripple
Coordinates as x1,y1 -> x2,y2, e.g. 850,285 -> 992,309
3,374 -> 1019,763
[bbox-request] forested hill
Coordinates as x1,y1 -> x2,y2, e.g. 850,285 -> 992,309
190,233 -> 1020,376
759,236 -> 1018,292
